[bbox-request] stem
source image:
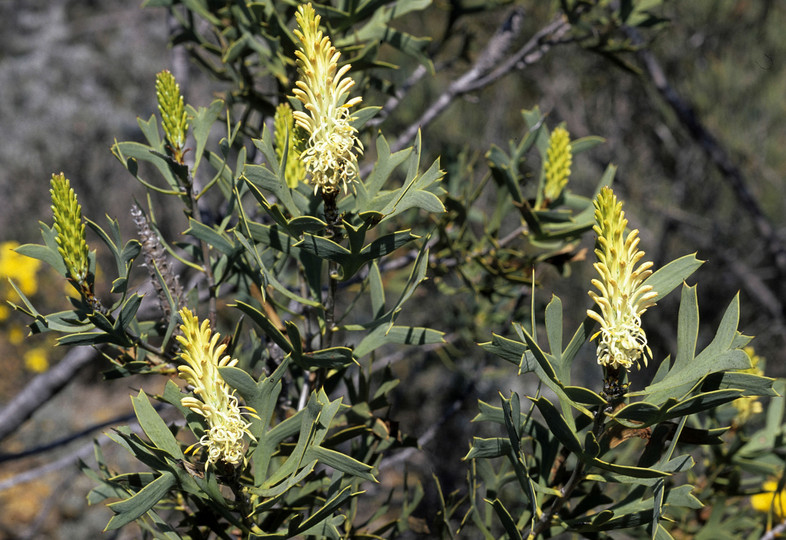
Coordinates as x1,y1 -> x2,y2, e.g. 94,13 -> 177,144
527,397 -> 609,538
321,189 -> 341,349
185,172 -> 218,325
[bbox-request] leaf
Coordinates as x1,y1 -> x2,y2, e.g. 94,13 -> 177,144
189,99 -> 224,173
479,334 -> 537,372
369,261 -> 385,318
359,229 -> 418,260
105,471 -> 176,531
531,397 -> 582,455
368,132 -> 445,222
234,300 -> 292,354
295,484 -> 355,535
353,324 -> 444,358
185,218 -> 237,256
305,446 -> 376,483
571,135 -> 606,154
633,292 -> 750,404
643,253 -> 704,302
464,437 -> 513,460
16,224 -> 67,275
355,134 -> 411,209
674,284 -> 699,373
112,140 -> 182,194
131,391 -> 184,459
302,347 -> 356,369
545,295 -> 563,363
490,499 -> 523,540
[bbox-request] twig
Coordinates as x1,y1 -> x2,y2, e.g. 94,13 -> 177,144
761,519 -> 786,540
387,7 -> 534,155
0,346 -> 96,443
624,26 -> 786,293
0,421 -> 144,492
0,405 -> 165,464
366,63 -> 429,130
379,387 -> 465,472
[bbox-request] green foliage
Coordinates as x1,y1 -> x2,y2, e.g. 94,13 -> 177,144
10,1 -> 785,538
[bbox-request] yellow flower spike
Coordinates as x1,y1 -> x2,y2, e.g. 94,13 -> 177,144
156,70 -> 189,163
543,125 -> 572,204
587,187 -> 658,370
291,3 -> 363,194
50,173 -> 90,286
175,308 -> 254,467
274,102 -> 306,189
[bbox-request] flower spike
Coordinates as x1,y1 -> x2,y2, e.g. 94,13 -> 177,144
291,3 -> 363,195
156,70 -> 189,163
543,125 -> 572,204
587,187 -> 658,370
176,308 -> 254,467
50,173 -> 90,286
274,102 -> 306,189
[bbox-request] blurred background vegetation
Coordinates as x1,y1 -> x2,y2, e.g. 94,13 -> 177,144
1,0 -> 786,537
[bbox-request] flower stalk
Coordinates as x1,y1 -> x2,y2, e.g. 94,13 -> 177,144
587,187 -> 657,371
176,308 -> 254,467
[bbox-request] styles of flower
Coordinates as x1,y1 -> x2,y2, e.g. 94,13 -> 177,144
291,3 -> 363,194
543,125 -> 572,204
587,187 -> 658,370
156,70 -> 189,163
176,308 -> 254,467
50,173 -> 90,286
274,102 -> 306,189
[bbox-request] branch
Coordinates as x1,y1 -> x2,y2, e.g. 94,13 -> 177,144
386,7 -> 566,156
761,519 -> 786,540
625,26 -> 786,292
0,346 -> 96,443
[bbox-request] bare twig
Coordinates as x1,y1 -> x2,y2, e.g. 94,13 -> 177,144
0,405 -> 166,464
386,7 -> 546,156
760,519 -> 786,540
0,346 -> 96,443
366,63 -> 429,130
625,26 -> 786,296
0,424 -> 134,492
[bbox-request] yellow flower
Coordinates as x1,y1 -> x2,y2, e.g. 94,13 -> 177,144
291,3 -> 363,194
587,187 -> 658,370
8,325 -> 25,345
752,481 -> 786,516
24,348 -> 49,373
543,125 -> 572,203
0,241 -> 42,297
176,308 -> 254,467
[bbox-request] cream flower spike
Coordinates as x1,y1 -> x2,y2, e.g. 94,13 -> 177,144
587,187 -> 658,370
176,308 -> 254,467
291,3 -> 363,194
